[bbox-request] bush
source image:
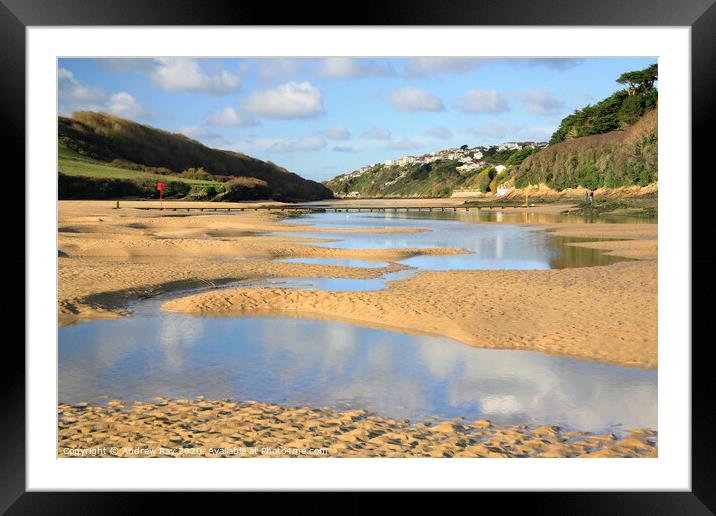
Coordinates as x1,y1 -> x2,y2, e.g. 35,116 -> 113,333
219,177 -> 272,201
163,181 -> 190,198
505,147 -> 539,166
494,169 -> 511,185
472,168 -> 494,193
59,173 -> 148,199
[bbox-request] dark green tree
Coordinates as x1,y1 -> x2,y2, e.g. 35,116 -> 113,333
616,64 -> 658,95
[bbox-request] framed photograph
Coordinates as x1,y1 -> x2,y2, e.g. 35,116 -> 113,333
9,0 -> 711,509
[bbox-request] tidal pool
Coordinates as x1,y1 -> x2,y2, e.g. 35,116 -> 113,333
59,303 -> 657,433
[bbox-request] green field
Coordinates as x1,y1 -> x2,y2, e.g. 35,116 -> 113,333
58,145 -> 221,187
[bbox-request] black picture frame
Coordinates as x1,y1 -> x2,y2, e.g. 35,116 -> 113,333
6,0 -> 711,511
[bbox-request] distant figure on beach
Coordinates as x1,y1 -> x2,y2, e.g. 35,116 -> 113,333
589,191 -> 594,203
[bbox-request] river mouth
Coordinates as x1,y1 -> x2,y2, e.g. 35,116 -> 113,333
58,210 -> 657,435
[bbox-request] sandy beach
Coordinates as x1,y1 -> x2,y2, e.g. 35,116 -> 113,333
60,200 -> 657,367
58,398 -> 657,458
58,199 -> 658,457
58,201 -> 465,326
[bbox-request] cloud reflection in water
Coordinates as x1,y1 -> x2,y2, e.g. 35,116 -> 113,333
59,314 -> 656,432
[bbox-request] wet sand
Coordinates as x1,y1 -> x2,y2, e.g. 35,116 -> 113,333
58,399 -> 657,458
60,201 -> 657,366
163,260 -> 657,369
58,200 -> 658,457
58,201 -> 465,326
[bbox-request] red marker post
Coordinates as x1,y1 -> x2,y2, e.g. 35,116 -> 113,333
157,182 -> 165,209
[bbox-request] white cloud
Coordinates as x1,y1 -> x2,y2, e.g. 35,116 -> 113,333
321,124 -> 351,140
516,89 -> 565,116
426,126 -> 452,140
256,59 -> 305,82
333,145 -> 356,152
106,92 -> 152,119
454,90 -> 510,114
465,122 -> 552,142
389,88 -> 445,112
515,58 -> 584,70
97,58 -> 156,73
401,58 -> 580,77
205,107 -> 257,127
267,136 -> 326,153
318,58 -> 395,78
385,137 -> 421,151
150,58 -> 240,94
241,81 -> 325,119
466,122 -> 508,140
58,67 -> 105,103
361,126 -> 393,140
179,125 -> 231,148
511,125 -> 554,141
58,68 -> 154,121
403,57 -> 487,77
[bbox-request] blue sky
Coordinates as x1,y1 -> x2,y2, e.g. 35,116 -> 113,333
58,57 -> 656,181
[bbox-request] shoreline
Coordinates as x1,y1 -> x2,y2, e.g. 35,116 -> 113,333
58,398 -> 657,458
57,200 -> 658,457
59,200 -> 657,367
162,261 -> 657,369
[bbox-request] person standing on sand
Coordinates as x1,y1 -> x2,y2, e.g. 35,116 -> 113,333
589,191 -> 594,203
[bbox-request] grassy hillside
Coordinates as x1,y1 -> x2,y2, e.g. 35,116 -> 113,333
512,108 -> 657,190
59,145 -> 219,185
499,64 -> 658,193
58,112 -> 332,201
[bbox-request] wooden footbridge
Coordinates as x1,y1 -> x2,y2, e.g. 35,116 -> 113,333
119,202 -> 520,213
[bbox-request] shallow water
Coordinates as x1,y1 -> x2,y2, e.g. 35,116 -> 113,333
276,212 -> 628,271
58,211 -> 657,432
299,203 -> 656,225
59,302 -> 656,433
278,257 -> 389,268
256,269 -> 416,292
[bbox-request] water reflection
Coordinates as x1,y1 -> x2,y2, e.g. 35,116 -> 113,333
251,271 -> 413,292
277,257 -> 389,268
59,211 -> 656,434
59,311 -> 657,432
277,212 -> 629,271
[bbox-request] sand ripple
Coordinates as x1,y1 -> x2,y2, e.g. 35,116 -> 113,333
58,399 -> 657,458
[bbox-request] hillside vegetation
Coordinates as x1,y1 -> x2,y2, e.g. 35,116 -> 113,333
508,64 -> 658,192
324,143 -> 543,198
512,107 -> 657,190
325,64 -> 658,199
58,112 -> 332,201
327,160 -> 463,198
550,64 -> 657,144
